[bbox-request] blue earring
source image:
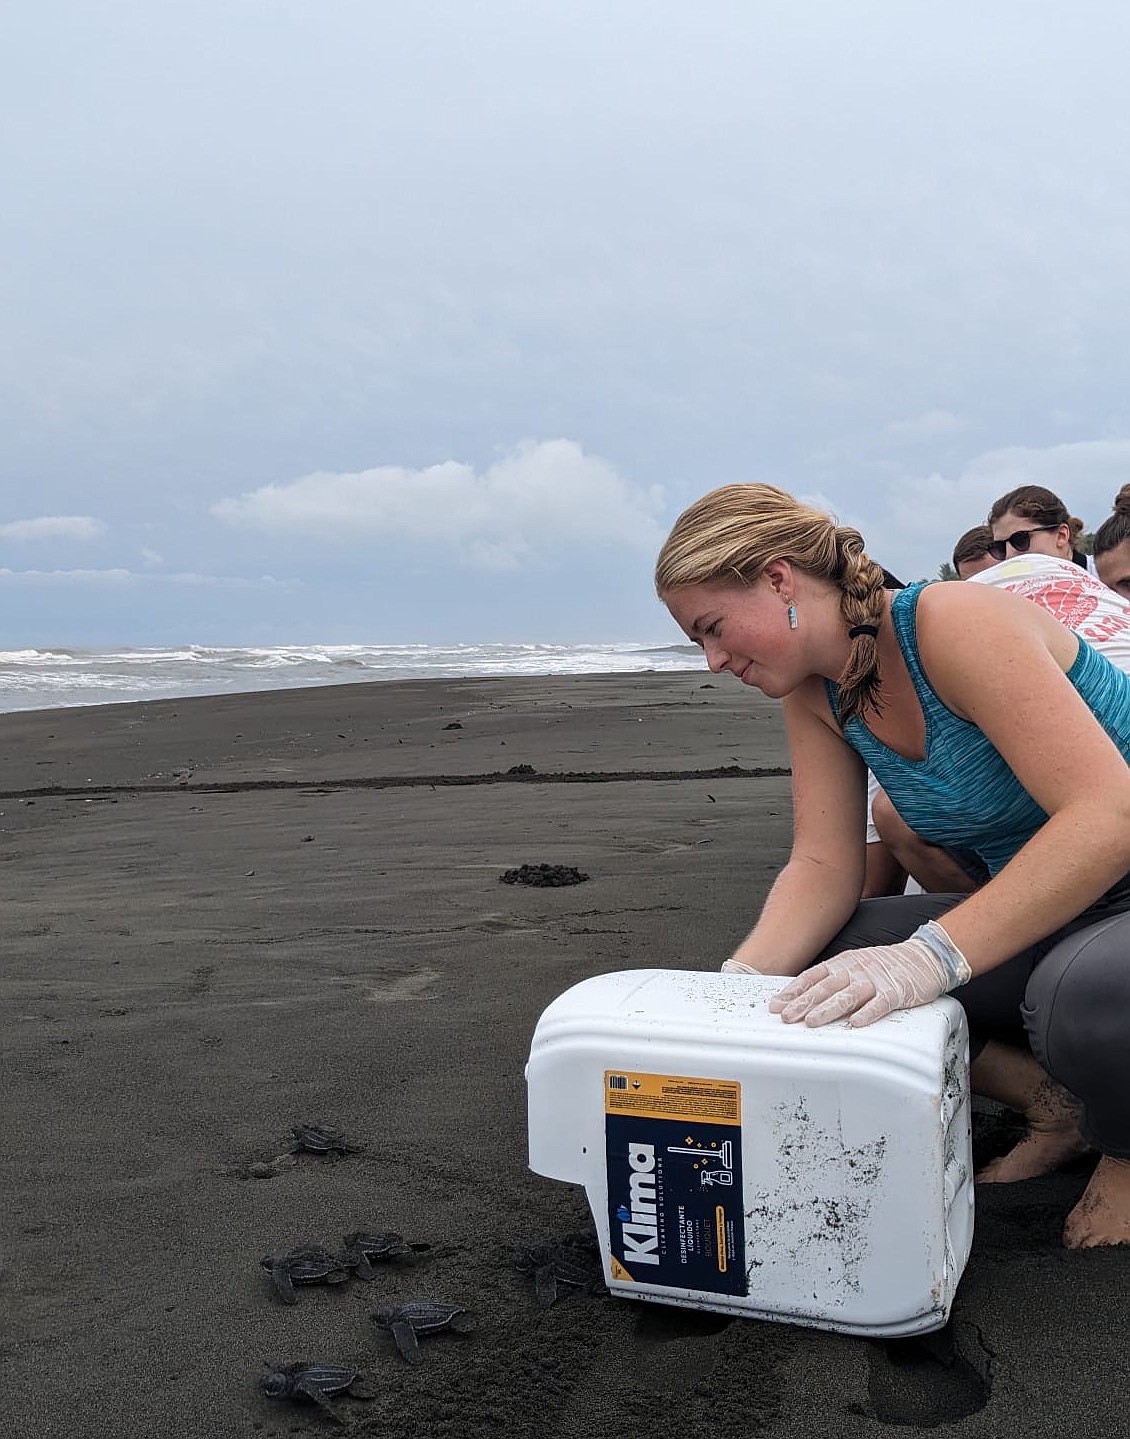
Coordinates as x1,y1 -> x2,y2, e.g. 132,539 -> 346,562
787,602 -> 798,630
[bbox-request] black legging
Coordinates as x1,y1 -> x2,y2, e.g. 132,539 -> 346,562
813,884 -> 1130,1157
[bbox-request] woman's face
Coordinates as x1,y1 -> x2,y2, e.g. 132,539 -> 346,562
664,576 -> 804,699
990,509 -> 1072,560
1095,537 -> 1130,601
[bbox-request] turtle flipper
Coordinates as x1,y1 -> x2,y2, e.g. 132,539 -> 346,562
293,1379 -> 347,1425
325,1268 -> 350,1285
390,1320 -> 422,1364
269,1262 -> 298,1305
352,1254 -> 377,1281
346,1374 -> 379,1401
534,1263 -> 559,1307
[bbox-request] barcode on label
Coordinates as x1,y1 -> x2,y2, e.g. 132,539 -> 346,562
607,1074 -> 628,1090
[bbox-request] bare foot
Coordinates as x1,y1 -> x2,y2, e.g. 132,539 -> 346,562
977,1077 -> 1092,1184
1063,1157 -> 1130,1249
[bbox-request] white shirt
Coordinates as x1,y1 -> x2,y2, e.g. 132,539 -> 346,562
967,553 -> 1130,676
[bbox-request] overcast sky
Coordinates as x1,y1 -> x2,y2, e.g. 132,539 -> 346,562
4,1 -> 1130,646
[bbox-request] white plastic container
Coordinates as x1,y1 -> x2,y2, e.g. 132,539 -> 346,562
526,969 -> 973,1337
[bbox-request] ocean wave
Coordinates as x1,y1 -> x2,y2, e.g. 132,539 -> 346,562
0,639 -> 705,713
623,643 -> 701,657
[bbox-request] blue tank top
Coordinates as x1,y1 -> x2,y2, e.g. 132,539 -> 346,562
826,583 -> 1130,876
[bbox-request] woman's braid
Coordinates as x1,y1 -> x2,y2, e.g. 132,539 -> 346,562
835,528 -> 887,724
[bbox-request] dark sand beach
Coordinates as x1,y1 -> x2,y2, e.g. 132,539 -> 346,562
3,672 -> 1127,1438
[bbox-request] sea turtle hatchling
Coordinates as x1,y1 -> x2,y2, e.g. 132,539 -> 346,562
288,1123 -> 364,1159
341,1230 -> 432,1279
261,1244 -> 352,1304
370,1299 -> 476,1364
259,1361 -> 377,1425
514,1230 -> 607,1306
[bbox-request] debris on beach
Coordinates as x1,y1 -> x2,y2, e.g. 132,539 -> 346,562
370,1298 -> 476,1364
340,1230 -> 432,1279
288,1122 -> 364,1159
514,1228 -> 607,1306
259,1360 -> 377,1424
499,863 -> 589,887
261,1244 -> 352,1304
506,763 -> 536,775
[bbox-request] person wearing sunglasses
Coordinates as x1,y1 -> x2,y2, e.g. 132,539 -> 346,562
986,484 -> 1092,569
658,483 -> 1130,1249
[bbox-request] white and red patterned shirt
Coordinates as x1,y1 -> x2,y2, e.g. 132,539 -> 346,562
968,553 -> 1130,676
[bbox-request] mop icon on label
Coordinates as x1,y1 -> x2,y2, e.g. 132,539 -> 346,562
667,1139 -> 734,1187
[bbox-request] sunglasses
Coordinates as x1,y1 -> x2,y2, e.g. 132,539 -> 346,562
986,524 -> 1062,561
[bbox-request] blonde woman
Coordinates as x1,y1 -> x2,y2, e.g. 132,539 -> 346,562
656,483 -> 1130,1249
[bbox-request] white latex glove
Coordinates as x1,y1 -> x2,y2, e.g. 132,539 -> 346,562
720,957 -> 760,975
766,923 -> 971,1028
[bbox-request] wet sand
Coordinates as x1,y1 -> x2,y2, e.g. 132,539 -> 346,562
2,673 -> 1126,1438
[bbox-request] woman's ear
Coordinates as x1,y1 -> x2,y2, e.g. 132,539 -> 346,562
762,558 -> 793,597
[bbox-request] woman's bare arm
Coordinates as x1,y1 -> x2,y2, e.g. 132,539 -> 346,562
729,678 -> 867,975
915,582 -> 1130,973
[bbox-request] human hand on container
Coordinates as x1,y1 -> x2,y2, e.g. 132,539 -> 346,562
761,922 -> 972,1028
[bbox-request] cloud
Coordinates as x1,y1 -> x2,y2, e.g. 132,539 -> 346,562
212,440 -> 666,568
892,439 -> 1130,537
0,568 -> 292,589
0,516 -> 106,542
0,567 -> 132,585
880,410 -> 964,445
855,437 -> 1130,579
956,441 -> 1130,519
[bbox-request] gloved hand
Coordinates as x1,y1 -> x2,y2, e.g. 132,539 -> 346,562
766,922 -> 971,1028
720,957 -> 760,975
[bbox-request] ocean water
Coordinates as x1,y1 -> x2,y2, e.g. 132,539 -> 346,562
0,641 -> 706,715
